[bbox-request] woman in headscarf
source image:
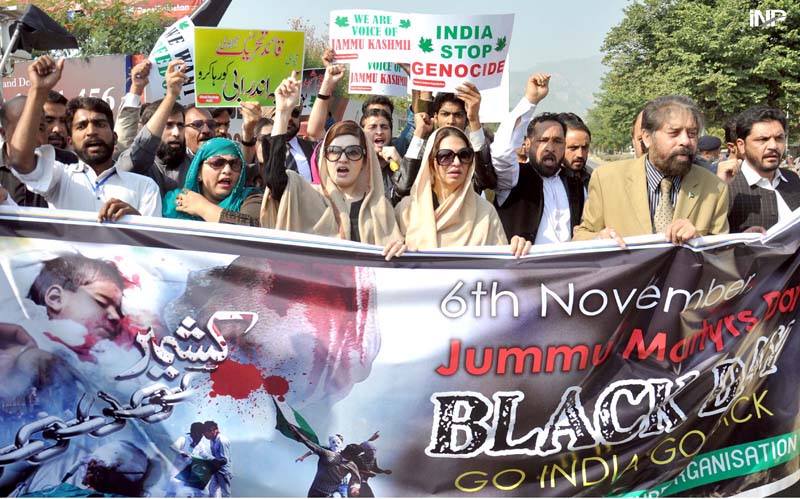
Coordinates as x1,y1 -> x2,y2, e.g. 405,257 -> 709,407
260,75 -> 406,260
395,126 -> 531,256
162,137 -> 262,226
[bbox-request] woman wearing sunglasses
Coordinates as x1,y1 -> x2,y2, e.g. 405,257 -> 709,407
396,127 -> 531,257
162,137 -> 262,225
260,76 -> 406,260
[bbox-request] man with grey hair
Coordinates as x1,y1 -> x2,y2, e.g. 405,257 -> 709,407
574,95 -> 729,245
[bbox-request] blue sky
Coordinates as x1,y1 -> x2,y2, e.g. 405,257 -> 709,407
221,0 -> 632,69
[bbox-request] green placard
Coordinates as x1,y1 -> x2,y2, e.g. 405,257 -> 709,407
194,27 -> 304,107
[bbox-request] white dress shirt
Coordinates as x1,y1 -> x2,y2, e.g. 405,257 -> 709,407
490,97 -> 538,206
13,145 -> 162,216
741,160 -> 792,223
536,173 -> 572,244
288,136 -> 313,182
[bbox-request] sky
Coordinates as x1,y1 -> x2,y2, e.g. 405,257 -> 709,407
221,0 -> 632,70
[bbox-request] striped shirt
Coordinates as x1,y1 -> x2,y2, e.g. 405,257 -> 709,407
645,158 -> 682,221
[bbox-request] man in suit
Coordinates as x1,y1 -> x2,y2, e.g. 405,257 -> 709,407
491,73 -> 584,244
727,105 -> 800,233
573,95 -> 729,245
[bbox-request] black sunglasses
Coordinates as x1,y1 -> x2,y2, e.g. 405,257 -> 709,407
325,145 -> 365,162
435,147 -> 474,166
186,119 -> 219,130
205,155 -> 243,172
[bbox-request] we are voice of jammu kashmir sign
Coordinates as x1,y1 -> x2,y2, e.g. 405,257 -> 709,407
1,206 -> 800,497
330,11 -> 514,92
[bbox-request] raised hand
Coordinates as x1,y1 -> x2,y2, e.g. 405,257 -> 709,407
525,73 -> 551,105
456,82 -> 482,126
130,60 -> 152,95
413,112 -> 434,139
28,55 -> 64,92
274,72 -> 301,114
165,59 -> 187,99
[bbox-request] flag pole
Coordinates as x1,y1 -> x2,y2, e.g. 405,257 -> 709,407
0,24 -> 22,105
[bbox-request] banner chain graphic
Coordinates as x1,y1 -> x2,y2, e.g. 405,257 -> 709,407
0,374 -> 196,467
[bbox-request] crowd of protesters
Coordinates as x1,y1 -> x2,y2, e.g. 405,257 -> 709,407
1,49 -> 798,260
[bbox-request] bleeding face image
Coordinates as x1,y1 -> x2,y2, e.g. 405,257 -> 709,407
164,257 -> 380,404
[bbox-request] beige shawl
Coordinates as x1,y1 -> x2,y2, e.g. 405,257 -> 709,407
395,127 -> 508,249
260,129 -> 402,245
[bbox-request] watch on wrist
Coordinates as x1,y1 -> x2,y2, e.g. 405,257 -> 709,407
316,93 -> 331,100
240,137 -> 257,147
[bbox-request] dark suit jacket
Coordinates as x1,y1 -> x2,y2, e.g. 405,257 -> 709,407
728,168 -> 800,232
284,136 -> 316,172
494,164 -> 582,243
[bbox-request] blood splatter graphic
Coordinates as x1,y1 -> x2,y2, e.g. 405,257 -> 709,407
209,359 -> 292,402
263,376 -> 289,401
209,359 -> 266,399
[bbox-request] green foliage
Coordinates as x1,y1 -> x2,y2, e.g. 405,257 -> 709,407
495,36 -> 507,52
27,0 -> 171,57
287,17 -> 347,97
588,0 -> 800,152
399,19 -> 411,29
334,16 -> 349,28
418,37 -> 434,53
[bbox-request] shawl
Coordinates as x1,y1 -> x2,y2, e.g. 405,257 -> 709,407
395,127 -> 507,249
260,123 -> 402,245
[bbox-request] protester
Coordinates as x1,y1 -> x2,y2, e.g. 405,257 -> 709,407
490,74 -> 582,244
631,110 -> 646,157
559,112 -> 593,229
43,90 -> 69,150
395,126 -> 530,256
116,59 -> 189,196
8,55 -> 161,220
184,104 -> 216,158
728,105 -> 800,233
0,96 -> 48,207
261,75 -> 405,259
573,95 -> 729,246
163,137 -> 261,226
114,59 -> 152,152
211,108 -> 232,138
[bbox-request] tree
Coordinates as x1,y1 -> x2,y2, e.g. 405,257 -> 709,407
588,0 -> 800,152
12,0 -> 172,57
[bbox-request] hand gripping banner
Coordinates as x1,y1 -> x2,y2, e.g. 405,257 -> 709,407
0,207 -> 799,497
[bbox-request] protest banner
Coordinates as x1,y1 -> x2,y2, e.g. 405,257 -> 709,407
348,61 -> 409,97
410,14 -> 514,92
1,206 -> 799,497
329,10 -> 414,63
194,27 -> 304,108
1,55 -> 130,117
478,58 -> 510,123
146,16 -> 197,106
300,67 -> 325,115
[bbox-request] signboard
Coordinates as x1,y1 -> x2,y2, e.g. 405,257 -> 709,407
146,17 -> 197,106
1,55 -> 130,117
348,61 -> 408,97
194,27 -> 304,107
329,10 -> 414,63
409,14 -> 513,92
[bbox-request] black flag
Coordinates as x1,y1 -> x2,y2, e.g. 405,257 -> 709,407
189,0 -> 232,27
12,4 -> 78,52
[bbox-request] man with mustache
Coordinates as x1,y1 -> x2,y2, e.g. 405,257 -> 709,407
490,73 -> 583,244
727,105 -> 800,233
7,55 -> 161,220
185,104 -> 216,158
43,91 -> 70,150
559,112 -> 593,224
116,59 -> 190,196
574,95 -> 729,246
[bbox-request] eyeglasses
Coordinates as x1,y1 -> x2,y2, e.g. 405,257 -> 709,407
205,155 -> 243,172
435,147 -> 474,166
325,145 -> 365,162
186,119 -> 218,130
